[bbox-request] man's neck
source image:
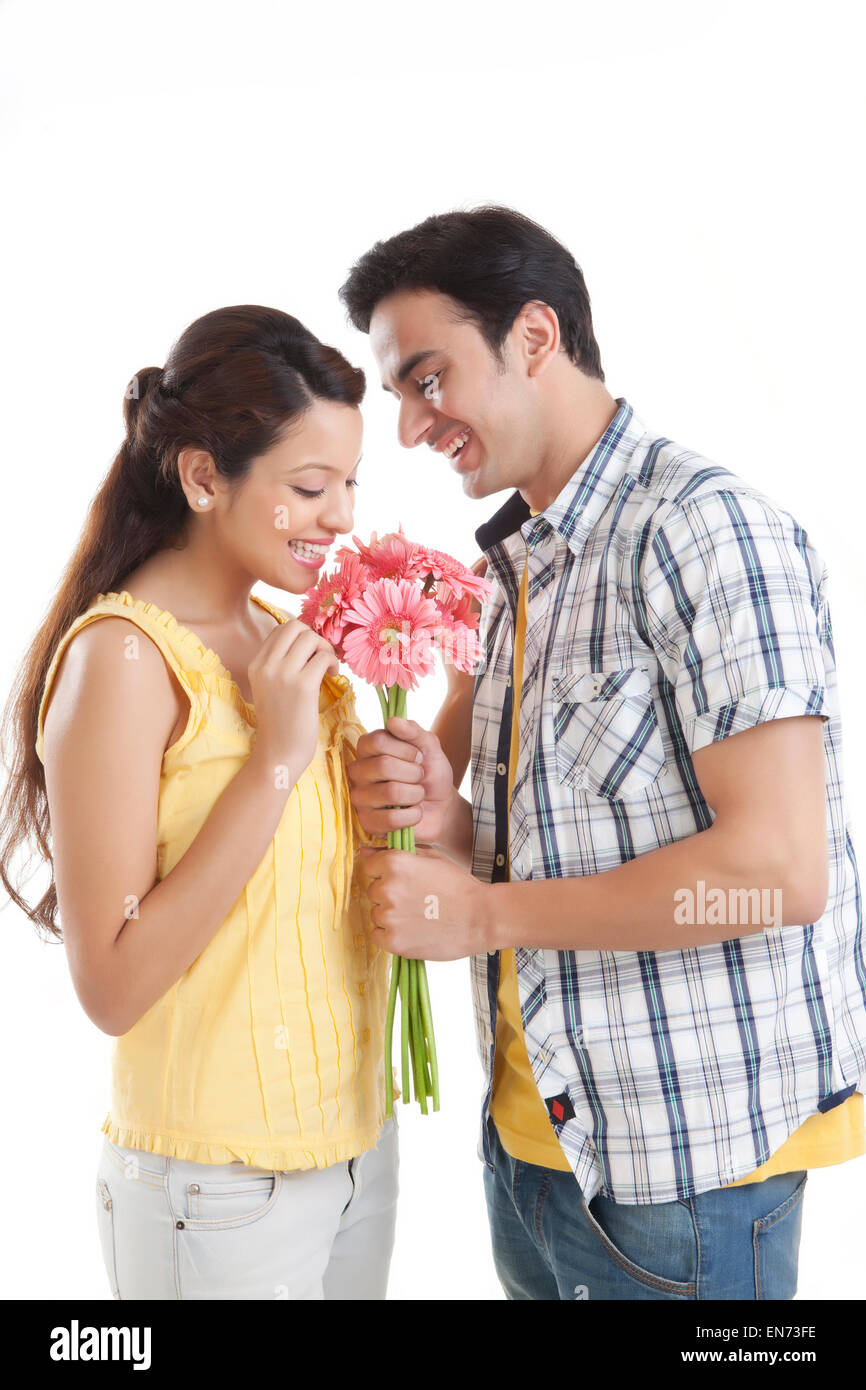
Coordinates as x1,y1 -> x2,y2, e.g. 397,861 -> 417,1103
520,381 -> 620,514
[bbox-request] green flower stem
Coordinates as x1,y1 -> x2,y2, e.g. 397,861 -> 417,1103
417,960 -> 440,1110
399,955 -> 410,1103
376,680 -> 440,1116
407,966 -> 425,1114
398,686 -> 409,853
383,954 -> 400,1116
409,957 -> 428,1114
375,683 -> 390,724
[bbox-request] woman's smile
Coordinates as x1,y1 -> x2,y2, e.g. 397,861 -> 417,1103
287,537 -> 334,569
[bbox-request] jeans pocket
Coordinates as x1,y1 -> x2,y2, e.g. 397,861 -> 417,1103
181,1167 -> 282,1230
95,1177 -> 120,1299
580,1191 -> 697,1297
752,1170 -> 807,1300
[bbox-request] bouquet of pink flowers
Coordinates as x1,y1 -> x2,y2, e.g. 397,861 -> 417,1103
299,528 -> 493,1115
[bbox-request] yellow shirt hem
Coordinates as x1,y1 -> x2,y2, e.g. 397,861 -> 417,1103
101,1114 -> 389,1172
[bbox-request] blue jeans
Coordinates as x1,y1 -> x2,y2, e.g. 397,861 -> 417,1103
482,1119 -> 807,1300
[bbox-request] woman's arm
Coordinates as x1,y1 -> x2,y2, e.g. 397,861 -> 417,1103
42,618 -> 300,1036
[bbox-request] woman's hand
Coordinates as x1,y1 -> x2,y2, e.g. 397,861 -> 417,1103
347,718 -> 456,844
247,619 -> 339,780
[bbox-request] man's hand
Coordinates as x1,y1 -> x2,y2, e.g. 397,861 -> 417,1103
357,844 -> 491,960
347,718 -> 456,844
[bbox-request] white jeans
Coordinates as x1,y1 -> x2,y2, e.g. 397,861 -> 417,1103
95,1115 -> 399,1300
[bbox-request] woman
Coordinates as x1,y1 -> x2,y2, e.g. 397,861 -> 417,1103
0,305 -> 398,1299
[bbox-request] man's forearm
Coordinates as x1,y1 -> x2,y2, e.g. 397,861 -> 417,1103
430,687 -> 473,789
481,822 -> 818,953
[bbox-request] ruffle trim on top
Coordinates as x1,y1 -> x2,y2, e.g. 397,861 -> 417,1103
100,590 -> 234,678
98,589 -> 355,728
101,1113 -> 390,1172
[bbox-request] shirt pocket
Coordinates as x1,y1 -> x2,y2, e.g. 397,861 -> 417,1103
551,665 -> 666,799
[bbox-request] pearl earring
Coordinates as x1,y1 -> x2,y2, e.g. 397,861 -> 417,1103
197,496 -> 209,507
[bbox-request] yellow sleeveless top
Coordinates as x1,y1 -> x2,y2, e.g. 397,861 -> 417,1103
491,533 -> 865,1183
35,588 -> 390,1171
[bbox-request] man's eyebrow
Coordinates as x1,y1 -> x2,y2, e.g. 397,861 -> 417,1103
381,350 -> 442,394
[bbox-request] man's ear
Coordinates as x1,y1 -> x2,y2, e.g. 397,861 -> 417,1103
516,300 -> 561,378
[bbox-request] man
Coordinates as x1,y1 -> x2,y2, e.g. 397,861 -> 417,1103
337,206 -> 866,1300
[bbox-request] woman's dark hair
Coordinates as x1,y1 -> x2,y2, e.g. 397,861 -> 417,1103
0,305 -> 365,940
338,204 -> 605,381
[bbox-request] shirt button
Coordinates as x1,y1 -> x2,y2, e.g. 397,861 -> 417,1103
495,853 -> 505,867
590,681 -> 601,696
496,762 -> 507,776
505,674 -> 512,687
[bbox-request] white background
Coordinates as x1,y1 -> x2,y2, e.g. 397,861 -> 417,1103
1,0 -> 864,1302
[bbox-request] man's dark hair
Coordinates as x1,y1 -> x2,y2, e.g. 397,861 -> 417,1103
338,204 -> 605,381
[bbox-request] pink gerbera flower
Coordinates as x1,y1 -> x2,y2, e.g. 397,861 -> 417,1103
339,526 -> 425,584
341,577 -> 441,691
413,546 -> 494,604
299,551 -> 365,658
434,589 -> 480,631
431,591 -> 483,673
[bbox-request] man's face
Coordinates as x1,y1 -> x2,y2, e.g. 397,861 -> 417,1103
369,288 -> 532,500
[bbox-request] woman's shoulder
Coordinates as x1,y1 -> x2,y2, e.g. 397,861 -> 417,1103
37,607 -> 184,767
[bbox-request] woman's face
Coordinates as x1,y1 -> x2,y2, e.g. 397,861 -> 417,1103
219,398 -> 363,594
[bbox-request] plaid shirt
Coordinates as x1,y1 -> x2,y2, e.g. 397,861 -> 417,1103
470,396 -> 866,1204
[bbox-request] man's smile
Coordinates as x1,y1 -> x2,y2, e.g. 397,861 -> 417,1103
449,427 -> 481,475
